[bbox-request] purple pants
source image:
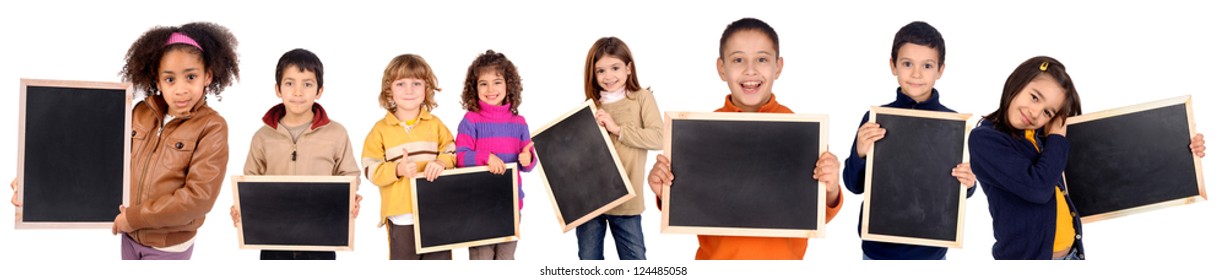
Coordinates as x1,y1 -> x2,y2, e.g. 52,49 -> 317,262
121,233 -> 194,260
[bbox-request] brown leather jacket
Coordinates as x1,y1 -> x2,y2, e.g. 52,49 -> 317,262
126,96 -> 228,247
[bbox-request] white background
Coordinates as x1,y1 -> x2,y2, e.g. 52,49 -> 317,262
1,0 -> 1222,278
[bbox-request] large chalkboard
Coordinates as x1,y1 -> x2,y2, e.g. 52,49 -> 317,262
233,176 -> 357,251
16,79 -> 131,229
861,107 -> 971,248
662,112 -> 828,238
411,165 -> 519,253
1065,96 -> 1205,223
531,100 -> 635,233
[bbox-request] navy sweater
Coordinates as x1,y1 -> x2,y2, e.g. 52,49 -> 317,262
968,119 -> 1085,260
842,88 -> 977,260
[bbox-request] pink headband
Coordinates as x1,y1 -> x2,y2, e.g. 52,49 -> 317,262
165,32 -> 202,50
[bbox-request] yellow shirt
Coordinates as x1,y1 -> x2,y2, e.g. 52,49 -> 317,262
1023,130 -> 1076,252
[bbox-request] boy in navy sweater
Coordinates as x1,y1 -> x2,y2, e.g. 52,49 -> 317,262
842,21 -> 977,260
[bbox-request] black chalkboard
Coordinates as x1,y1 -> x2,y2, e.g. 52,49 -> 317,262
862,107 -> 970,248
531,101 -> 635,232
412,166 -> 519,253
1065,96 -> 1205,222
17,79 -> 131,229
663,112 -> 827,238
234,176 -> 356,251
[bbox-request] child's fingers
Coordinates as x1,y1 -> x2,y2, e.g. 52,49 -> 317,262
522,142 -> 535,154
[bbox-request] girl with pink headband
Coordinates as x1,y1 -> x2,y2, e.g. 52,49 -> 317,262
110,21 -> 240,260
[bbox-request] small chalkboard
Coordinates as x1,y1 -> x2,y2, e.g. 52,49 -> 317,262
662,112 -> 828,238
233,176 -> 357,251
861,107 -> 971,248
531,100 -> 636,233
16,79 -> 132,229
1065,96 -> 1206,223
411,165 -> 519,254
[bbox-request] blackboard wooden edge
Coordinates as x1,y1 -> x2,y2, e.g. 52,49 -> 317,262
418,236 -> 520,254
16,78 -> 133,230
560,192 -> 637,233
862,232 -> 962,248
1066,95 -> 1189,125
410,165 -> 519,254
1080,195 -> 1206,224
232,175 -> 359,251
662,225 -> 823,239
661,112 -> 829,239
860,107 -> 971,248
533,101 -> 638,233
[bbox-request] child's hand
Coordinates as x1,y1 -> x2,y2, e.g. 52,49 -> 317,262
352,194 -> 362,219
813,150 -> 842,207
647,154 -> 673,198
1190,133 -> 1206,158
112,205 -> 133,235
855,122 -> 886,158
595,109 -> 622,135
518,143 -> 534,167
952,162 -> 976,189
396,148 -> 416,179
424,160 -> 445,182
1045,116 -> 1068,136
488,154 -> 507,175
230,205 -> 240,227
10,178 -> 18,207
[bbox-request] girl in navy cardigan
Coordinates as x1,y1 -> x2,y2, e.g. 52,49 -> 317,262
970,56 -> 1085,260
970,56 -> 1208,260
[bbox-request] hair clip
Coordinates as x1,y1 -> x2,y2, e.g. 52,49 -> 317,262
1039,61 -> 1049,72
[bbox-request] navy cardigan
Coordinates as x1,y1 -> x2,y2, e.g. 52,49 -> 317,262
968,119 -> 1085,260
842,88 -> 977,260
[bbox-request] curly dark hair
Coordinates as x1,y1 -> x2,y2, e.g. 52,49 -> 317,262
120,22 -> 240,98
460,50 -> 522,115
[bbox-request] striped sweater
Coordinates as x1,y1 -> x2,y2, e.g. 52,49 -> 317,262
361,109 -> 457,227
455,101 -> 537,209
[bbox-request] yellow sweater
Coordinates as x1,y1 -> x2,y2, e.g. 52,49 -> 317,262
361,109 -> 456,227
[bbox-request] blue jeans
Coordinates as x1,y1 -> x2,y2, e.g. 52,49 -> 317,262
575,214 -> 646,260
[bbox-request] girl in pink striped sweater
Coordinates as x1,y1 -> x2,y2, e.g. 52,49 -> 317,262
455,49 -> 536,260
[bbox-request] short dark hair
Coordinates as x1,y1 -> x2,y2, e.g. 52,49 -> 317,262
983,56 -> 1082,137
719,17 -> 779,58
275,48 -> 324,91
891,21 -> 946,67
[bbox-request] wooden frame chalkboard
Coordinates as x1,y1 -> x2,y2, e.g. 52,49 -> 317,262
1064,96 -> 1206,223
232,176 -> 357,251
410,165 -> 520,254
531,100 -> 636,233
860,107 -> 971,248
16,79 -> 132,229
662,112 -> 828,238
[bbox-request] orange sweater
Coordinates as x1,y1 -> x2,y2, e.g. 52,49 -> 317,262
692,94 -> 844,260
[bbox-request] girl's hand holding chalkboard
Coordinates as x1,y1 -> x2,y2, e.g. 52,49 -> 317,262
488,154 -> 507,175
855,122 -> 886,158
647,154 -> 673,198
112,205 -> 133,235
518,143 -> 534,167
230,205 -> 240,227
1190,133 -> 1206,158
814,150 -> 842,206
10,178 -> 18,207
595,109 -> 622,135
352,194 -> 362,219
424,160 -> 445,182
953,163 -> 976,189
